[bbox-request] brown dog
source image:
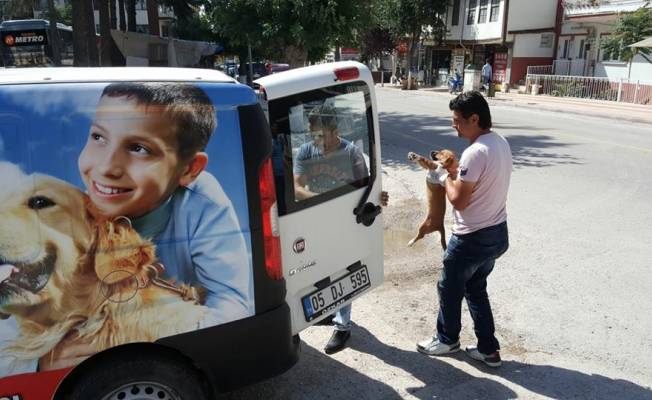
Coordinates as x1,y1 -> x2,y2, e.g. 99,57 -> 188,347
406,150 -> 456,250
0,163 -> 210,367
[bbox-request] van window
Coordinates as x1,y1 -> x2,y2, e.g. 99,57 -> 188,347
268,81 -> 374,214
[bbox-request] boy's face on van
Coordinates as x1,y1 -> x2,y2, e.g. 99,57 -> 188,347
78,95 -> 188,218
309,123 -> 339,154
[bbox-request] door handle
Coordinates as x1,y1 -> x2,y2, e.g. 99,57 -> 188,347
354,202 -> 382,226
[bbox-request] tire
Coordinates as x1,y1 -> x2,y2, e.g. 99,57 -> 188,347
66,352 -> 210,400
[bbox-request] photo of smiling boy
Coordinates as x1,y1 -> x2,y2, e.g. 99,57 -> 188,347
78,82 -> 253,322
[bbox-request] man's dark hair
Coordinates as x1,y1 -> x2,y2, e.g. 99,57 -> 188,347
308,104 -> 338,132
449,90 -> 492,129
101,82 -> 216,160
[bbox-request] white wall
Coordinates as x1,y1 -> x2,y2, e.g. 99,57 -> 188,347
447,0 -> 504,41
596,55 -> 652,81
507,0 -> 558,31
513,33 -> 555,58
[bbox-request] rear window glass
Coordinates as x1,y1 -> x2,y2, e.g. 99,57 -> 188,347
269,81 -> 373,214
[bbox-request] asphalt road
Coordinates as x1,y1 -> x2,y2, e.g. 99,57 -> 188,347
224,88 -> 652,399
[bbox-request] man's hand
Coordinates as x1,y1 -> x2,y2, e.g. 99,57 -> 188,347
39,332 -> 95,371
380,191 -> 389,207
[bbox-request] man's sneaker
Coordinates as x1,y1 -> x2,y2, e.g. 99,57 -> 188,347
324,330 -> 351,354
416,337 -> 460,356
465,346 -> 502,367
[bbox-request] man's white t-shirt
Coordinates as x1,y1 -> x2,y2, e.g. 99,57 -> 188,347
453,131 -> 512,235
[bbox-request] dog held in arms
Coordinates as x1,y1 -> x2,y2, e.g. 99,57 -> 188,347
0,162 -> 210,367
406,149 -> 457,250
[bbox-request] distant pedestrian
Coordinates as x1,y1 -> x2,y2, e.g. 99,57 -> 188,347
481,59 -> 492,89
417,91 -> 512,368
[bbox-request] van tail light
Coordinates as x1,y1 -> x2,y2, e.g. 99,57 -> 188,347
258,158 -> 282,279
334,67 -> 360,81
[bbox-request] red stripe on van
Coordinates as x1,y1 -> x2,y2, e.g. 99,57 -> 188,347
0,368 -> 71,400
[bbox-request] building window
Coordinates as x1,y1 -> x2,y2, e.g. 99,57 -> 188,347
578,39 -> 585,58
540,33 -> 553,48
478,0 -> 488,23
490,0 -> 500,22
136,0 -> 147,10
452,0 -> 460,26
562,39 -> 569,59
467,0 -> 477,25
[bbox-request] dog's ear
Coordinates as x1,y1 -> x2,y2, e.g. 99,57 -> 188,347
93,219 -> 156,285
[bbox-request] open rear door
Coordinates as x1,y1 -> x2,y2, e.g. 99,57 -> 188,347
256,62 -> 384,334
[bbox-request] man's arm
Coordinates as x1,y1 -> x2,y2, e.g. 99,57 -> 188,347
294,174 -> 317,200
444,176 -> 475,211
442,158 -> 475,211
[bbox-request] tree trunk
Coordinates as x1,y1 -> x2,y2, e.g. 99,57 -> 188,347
118,0 -> 126,31
126,0 -> 137,32
147,0 -> 159,37
47,0 -> 61,66
405,34 -> 418,90
71,0 -> 90,66
284,45 -> 308,68
86,0 -> 99,66
98,0 -> 112,65
110,0 -> 117,29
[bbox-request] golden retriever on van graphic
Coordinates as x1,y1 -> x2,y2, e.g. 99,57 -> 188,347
0,163 -> 211,368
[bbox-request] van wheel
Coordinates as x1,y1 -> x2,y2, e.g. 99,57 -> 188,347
67,353 -> 210,400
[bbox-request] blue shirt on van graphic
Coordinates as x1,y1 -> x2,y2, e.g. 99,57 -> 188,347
131,171 -> 254,323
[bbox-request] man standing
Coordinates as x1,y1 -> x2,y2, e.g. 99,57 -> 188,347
417,91 -> 512,367
481,59 -> 493,90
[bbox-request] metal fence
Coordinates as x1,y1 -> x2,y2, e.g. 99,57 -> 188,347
525,74 -> 652,105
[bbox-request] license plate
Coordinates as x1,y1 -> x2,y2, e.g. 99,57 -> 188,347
302,266 -> 370,322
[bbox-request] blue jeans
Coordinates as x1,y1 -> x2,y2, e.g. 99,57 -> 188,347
436,221 -> 508,354
333,304 -> 352,332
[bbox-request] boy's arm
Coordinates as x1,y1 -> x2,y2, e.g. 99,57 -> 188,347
189,192 -> 253,324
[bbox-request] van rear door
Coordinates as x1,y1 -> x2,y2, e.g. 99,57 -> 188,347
255,62 -> 384,334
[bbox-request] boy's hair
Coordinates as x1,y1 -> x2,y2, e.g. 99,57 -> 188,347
101,83 -> 216,160
449,90 -> 492,130
308,104 -> 338,132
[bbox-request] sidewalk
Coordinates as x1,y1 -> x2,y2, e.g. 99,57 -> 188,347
378,84 -> 652,125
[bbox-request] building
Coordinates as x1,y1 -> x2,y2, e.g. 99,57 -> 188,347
2,0 -> 175,38
558,0 -> 652,81
442,0 -> 561,87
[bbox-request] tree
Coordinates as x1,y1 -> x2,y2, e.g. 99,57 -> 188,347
98,0 -> 112,65
126,0 -> 137,32
377,0 -> 448,89
1,0 -> 37,19
601,6 -> 652,78
71,0 -> 99,66
147,0 -> 160,36
210,0 -> 374,67
118,0 -> 127,31
47,0 -> 61,66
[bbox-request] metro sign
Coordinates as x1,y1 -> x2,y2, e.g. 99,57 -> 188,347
1,30 -> 47,47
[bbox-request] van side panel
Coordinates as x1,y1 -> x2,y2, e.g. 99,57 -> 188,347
0,82 -> 279,386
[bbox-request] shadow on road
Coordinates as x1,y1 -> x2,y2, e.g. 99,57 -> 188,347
378,111 -> 581,171
351,324 -> 652,400
221,338 -> 403,400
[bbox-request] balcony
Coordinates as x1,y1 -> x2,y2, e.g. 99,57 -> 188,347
563,0 -> 649,17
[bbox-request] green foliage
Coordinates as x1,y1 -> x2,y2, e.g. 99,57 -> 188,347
41,4 -> 74,26
209,0 -> 374,65
601,6 -> 652,63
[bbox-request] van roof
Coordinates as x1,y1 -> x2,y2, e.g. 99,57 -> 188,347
0,67 -> 236,85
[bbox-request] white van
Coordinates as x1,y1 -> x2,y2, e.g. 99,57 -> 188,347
0,61 -> 383,399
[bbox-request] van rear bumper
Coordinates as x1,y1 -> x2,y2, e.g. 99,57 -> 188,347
156,302 -> 299,392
